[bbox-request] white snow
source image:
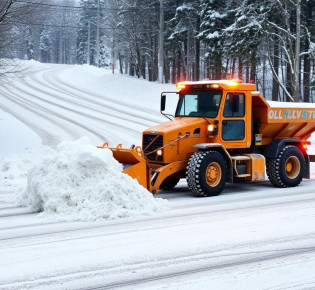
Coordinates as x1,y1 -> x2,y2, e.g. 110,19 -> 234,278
0,146 -> 54,194
0,110 -> 42,160
1,61 -> 315,289
268,100 -> 315,108
13,137 -> 167,221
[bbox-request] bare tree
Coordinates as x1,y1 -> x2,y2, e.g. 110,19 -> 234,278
264,0 -> 314,102
0,0 -> 43,83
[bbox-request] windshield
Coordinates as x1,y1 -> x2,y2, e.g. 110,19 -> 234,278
176,90 -> 222,117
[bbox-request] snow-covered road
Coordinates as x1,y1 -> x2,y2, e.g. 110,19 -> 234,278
2,178 -> 315,289
1,62 -> 315,289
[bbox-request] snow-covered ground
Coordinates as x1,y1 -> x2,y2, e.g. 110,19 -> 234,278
1,61 -> 315,289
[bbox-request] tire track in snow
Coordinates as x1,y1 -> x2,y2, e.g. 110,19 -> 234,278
2,237 -> 315,290
1,193 -> 315,248
2,86 -> 129,142
88,245 -> 315,290
21,70 -> 158,128
1,181 -> 315,242
0,89 -> 107,143
1,65 -> 147,146
43,68 -> 163,122
0,95 -> 77,145
9,79 -> 143,134
45,66 -> 163,118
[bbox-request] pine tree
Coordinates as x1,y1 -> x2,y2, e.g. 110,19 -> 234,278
168,1 -> 199,81
198,0 -> 227,79
39,29 -> 52,63
77,0 -> 107,66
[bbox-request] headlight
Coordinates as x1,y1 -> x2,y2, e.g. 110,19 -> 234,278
208,124 -> 215,132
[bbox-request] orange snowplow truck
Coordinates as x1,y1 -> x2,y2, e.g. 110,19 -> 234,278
99,80 -> 315,197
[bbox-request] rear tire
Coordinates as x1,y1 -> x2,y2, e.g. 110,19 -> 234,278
266,145 -> 305,188
186,151 -> 227,197
159,178 -> 180,190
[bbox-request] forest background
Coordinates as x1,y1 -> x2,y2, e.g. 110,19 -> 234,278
0,0 -> 314,102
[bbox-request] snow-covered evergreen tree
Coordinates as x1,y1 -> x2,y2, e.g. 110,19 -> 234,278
168,1 -> 199,81
198,0 -> 227,79
77,0 -> 107,66
39,29 -> 52,63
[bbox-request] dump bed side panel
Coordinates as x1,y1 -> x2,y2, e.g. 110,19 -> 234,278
252,94 -> 315,142
263,107 -> 315,140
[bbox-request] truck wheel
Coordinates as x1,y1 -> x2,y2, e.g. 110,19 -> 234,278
266,145 -> 305,188
186,151 -> 227,197
159,178 -> 180,190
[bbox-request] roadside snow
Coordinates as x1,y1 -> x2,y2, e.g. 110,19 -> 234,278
0,109 -> 42,160
17,137 -> 168,221
0,146 -> 54,194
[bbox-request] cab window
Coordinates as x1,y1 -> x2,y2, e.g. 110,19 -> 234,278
223,93 -> 245,117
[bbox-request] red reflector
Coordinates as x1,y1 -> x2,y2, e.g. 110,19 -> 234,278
302,141 -> 310,151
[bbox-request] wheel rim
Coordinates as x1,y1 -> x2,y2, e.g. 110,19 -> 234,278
285,156 -> 300,179
205,162 -> 222,187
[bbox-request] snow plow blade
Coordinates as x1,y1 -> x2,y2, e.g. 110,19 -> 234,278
98,143 -> 149,189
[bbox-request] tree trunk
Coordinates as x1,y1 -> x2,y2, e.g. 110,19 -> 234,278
176,43 -> 181,82
215,55 -> 222,79
272,37 -> 279,101
238,57 -> 243,80
141,54 -> 146,79
286,61 -> 292,102
250,50 -> 256,83
164,56 -> 170,83
118,52 -> 123,74
246,62 -> 249,83
124,48 -> 128,75
195,14 -> 200,81
172,50 -> 176,83
182,41 -> 187,80
303,0 -> 312,102
231,58 -> 235,79
293,0 -> 301,102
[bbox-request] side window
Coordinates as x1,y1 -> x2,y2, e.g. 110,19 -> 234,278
223,93 -> 245,117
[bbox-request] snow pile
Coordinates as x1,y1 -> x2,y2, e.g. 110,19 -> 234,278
18,137 -> 168,221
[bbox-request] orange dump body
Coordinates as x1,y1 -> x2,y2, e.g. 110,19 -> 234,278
252,93 -> 315,145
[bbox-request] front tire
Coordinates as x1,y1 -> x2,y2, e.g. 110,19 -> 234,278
186,151 -> 227,197
266,145 -> 305,188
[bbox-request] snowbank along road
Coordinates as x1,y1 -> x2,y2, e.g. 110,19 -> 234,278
1,62 -> 315,289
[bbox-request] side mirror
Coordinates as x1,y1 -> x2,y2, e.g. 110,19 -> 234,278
161,94 -> 166,112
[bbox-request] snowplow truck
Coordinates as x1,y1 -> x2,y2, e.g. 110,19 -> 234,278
99,80 -> 315,197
